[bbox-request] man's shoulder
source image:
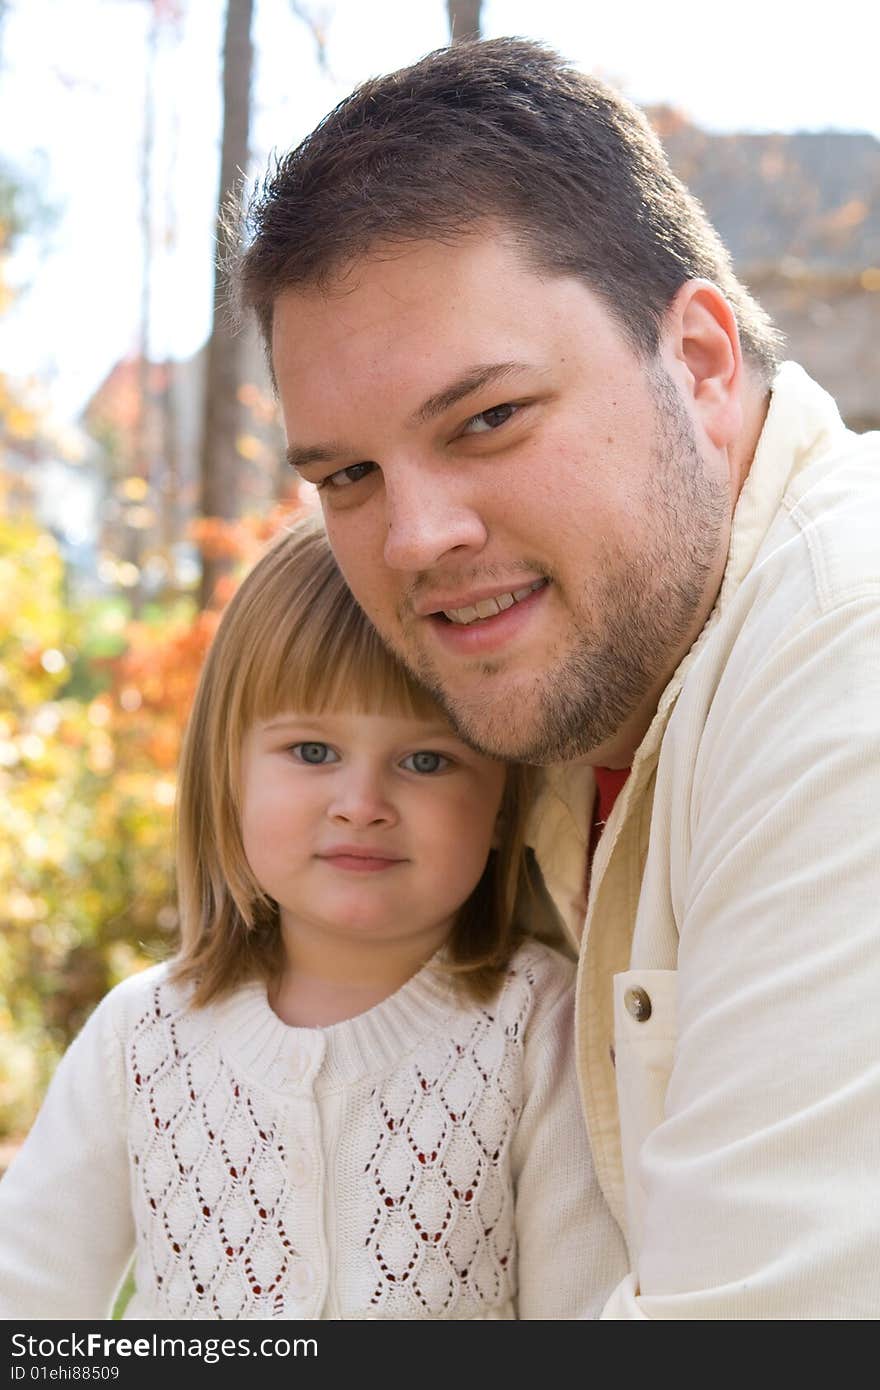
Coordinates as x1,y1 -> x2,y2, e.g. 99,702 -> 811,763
726,417 -> 880,644
666,416 -> 880,783
779,426 -> 880,609
730,366 -> 880,617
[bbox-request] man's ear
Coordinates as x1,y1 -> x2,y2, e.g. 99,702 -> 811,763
662,279 -> 743,450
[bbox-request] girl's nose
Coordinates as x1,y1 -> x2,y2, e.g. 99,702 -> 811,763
326,770 -> 399,829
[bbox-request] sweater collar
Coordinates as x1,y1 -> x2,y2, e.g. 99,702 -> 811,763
208,952 -> 459,1094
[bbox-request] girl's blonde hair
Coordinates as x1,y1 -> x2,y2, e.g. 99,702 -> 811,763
171,515 -> 536,1006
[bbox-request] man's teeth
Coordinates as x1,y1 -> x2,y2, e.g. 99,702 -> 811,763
443,579 -> 545,626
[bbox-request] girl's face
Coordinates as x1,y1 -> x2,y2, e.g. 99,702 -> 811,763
239,708 -> 507,955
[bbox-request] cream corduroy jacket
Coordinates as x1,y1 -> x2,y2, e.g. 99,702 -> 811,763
527,363 -> 880,1319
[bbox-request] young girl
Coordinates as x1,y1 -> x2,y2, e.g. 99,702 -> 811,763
0,518 -> 626,1320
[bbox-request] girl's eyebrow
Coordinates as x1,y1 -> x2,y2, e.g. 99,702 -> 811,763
258,715 -> 467,744
412,727 -> 471,743
259,715 -> 323,732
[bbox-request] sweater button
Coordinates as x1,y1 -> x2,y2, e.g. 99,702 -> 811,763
290,1149 -> 311,1187
288,1036 -> 325,1081
289,1047 -> 313,1081
624,986 -> 652,1022
289,1260 -> 315,1297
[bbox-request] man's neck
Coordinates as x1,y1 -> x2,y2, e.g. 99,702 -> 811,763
729,373 -> 771,502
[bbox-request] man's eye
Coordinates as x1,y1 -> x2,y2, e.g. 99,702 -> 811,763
460,403 -> 518,435
320,461 -> 376,489
291,742 -> 339,764
400,750 -> 449,774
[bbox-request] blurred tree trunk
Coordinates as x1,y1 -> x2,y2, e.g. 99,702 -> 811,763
158,5 -> 185,595
128,2 -> 160,617
447,0 -> 481,41
199,0 -> 254,608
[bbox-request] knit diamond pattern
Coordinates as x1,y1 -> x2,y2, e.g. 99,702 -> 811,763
124,959 -> 537,1319
128,989 -> 297,1321
342,963 -> 534,1318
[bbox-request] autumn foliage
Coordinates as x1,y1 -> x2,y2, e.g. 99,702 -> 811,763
0,497 -> 303,1138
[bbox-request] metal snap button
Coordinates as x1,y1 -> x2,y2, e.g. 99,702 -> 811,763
624,986 -> 652,1022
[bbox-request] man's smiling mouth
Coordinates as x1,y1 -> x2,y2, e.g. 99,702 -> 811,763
440,579 -> 547,626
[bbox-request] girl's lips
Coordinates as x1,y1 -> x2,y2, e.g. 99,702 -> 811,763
318,853 -> 405,873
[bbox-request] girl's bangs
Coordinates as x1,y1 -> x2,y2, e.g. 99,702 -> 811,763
246,594 -> 442,725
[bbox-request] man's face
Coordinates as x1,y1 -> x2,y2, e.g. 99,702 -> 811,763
272,232 -> 733,765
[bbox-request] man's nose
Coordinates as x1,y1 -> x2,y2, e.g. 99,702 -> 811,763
327,767 -> 399,829
382,466 -> 488,572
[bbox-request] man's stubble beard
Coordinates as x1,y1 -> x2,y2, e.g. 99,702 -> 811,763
403,367 -> 730,764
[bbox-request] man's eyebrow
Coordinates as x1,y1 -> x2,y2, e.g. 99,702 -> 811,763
408,361 -> 532,427
285,361 -> 533,472
286,440 -> 350,473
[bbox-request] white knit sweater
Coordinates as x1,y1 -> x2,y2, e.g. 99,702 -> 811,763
0,940 -> 626,1320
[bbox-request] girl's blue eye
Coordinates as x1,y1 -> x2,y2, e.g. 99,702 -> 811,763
401,750 -> 449,774
293,742 -> 338,764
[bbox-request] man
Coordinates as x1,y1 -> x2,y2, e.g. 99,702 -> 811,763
238,38 -> 880,1317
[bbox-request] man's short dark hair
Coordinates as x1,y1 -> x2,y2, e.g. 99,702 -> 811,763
238,37 -> 782,378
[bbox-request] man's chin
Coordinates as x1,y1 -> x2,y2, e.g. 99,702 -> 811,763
405,673 -> 522,758
405,646 -> 589,762
428,690 -> 567,764
433,671 -> 633,765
